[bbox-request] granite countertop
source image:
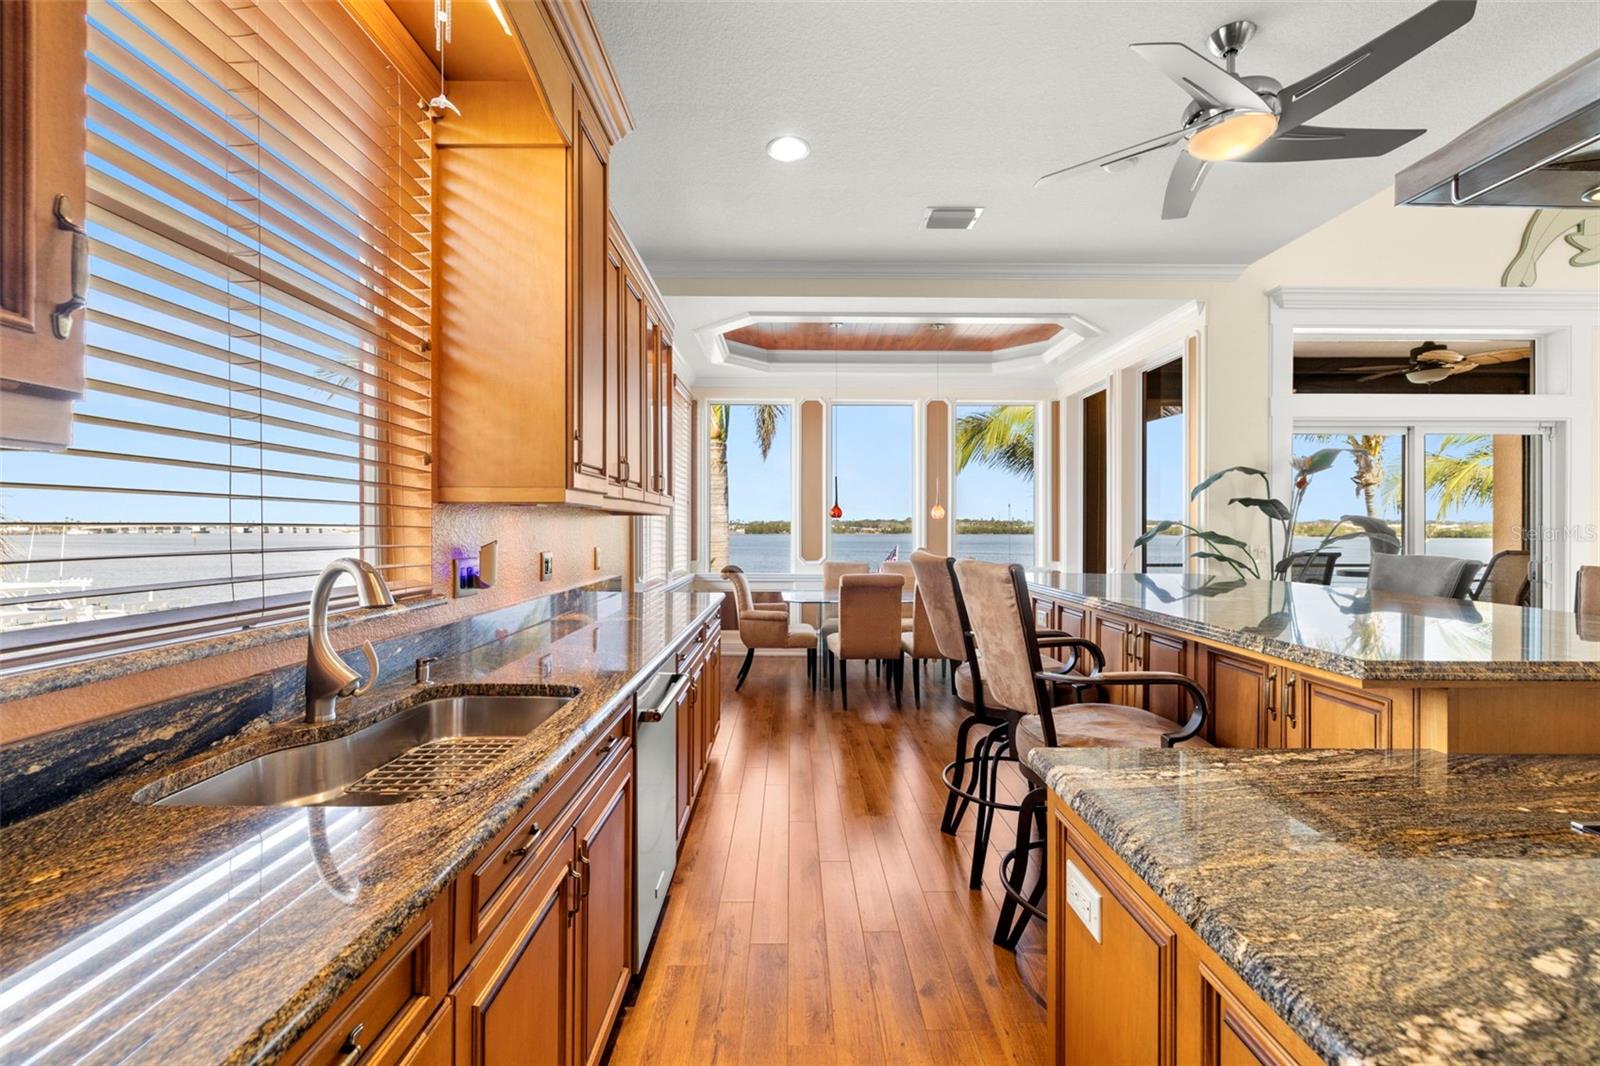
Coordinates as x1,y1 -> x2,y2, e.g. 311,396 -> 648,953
0,589 -> 722,1064
1029,746 -> 1600,1064
1025,571 -> 1600,682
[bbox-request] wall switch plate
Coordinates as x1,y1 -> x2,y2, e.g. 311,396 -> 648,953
1065,859 -> 1102,943
540,552 -> 553,581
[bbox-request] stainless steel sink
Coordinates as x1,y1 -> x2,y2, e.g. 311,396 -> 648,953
148,694 -> 573,808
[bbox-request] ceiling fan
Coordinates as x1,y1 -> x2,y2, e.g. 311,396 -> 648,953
1337,341 -> 1531,384
1036,1 -> 1478,219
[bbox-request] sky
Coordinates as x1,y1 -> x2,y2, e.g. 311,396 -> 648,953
721,403 -> 1036,523
1293,434 -> 1495,525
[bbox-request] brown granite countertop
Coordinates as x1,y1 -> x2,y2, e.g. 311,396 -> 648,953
0,589 -> 721,1064
1029,746 -> 1600,1064
1026,571 -> 1600,682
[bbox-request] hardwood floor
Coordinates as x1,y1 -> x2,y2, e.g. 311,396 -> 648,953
611,647 -> 1049,1065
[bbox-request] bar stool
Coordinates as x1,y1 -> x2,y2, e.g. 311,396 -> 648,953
952,558 -> 1212,950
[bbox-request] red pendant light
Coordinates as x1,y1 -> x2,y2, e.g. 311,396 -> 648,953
830,476 -> 843,520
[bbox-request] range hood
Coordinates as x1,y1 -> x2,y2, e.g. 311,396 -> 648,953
1396,50 -> 1600,207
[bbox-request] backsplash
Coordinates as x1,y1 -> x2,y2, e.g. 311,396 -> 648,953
0,580 -> 624,825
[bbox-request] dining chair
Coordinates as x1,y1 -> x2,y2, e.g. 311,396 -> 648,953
953,558 -> 1212,950
899,590 -> 943,707
826,573 -> 905,709
1576,566 -> 1600,616
720,566 -> 817,689
818,560 -> 870,683
1472,550 -> 1531,605
1275,550 -> 1341,585
1369,553 -> 1480,600
910,550 -> 1070,890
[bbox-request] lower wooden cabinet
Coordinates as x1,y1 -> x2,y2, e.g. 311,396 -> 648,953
576,754 -> 634,1066
396,1002 -> 454,1066
1049,796 -> 1319,1066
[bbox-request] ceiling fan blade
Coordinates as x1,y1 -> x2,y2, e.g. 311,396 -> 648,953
1464,347 -> 1532,365
1034,128 -> 1187,187
1278,0 -> 1477,133
1129,42 -> 1270,113
1338,363 -> 1416,372
1237,126 -> 1425,163
1162,152 -> 1210,220
1356,368 -> 1411,382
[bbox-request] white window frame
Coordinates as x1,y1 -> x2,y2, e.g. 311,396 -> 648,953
1268,287 -> 1597,607
824,399 -> 922,564
947,398 -> 1047,569
697,396 -> 802,577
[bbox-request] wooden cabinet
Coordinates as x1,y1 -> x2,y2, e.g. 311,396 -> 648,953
1,0 -> 87,449
453,829 -> 579,1066
395,1002 -> 453,1066
1205,653 -> 1276,749
431,37 -> 674,515
1135,627 -> 1189,723
1049,796 -> 1320,1066
576,753 -> 634,1066
1292,678 -> 1389,750
673,620 -> 721,846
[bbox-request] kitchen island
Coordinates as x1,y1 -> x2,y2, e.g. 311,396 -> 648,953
1031,746 -> 1600,1064
0,589 -> 722,1065
1026,572 -> 1600,753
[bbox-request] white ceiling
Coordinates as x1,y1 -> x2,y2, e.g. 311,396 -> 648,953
590,1 -> 1600,274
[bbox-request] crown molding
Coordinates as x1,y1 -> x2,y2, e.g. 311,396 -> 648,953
1051,300 -> 1205,387
541,0 -> 633,143
1269,287 -> 1600,313
651,258 -> 1246,282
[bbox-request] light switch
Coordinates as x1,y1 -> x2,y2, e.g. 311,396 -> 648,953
540,552 -> 553,581
1065,859 -> 1101,943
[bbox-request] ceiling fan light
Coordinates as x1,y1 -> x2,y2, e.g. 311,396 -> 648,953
1406,366 -> 1456,385
1186,111 -> 1279,162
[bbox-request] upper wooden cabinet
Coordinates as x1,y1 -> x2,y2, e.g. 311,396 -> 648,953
0,0 -> 88,450
429,6 -> 674,515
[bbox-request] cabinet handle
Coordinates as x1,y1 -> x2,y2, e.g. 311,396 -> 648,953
51,196 -> 89,340
504,821 -> 542,862
334,1023 -> 365,1066
571,430 -> 581,464
1265,667 -> 1279,722
595,735 -> 620,759
1284,673 -> 1298,730
578,845 -> 593,900
567,864 -> 583,918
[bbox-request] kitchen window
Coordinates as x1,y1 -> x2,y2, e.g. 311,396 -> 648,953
0,0 -> 434,665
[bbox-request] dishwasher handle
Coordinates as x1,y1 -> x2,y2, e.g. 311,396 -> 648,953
638,672 -> 690,723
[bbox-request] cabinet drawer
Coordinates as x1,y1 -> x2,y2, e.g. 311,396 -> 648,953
454,709 -> 631,968
394,1000 -> 453,1066
289,895 -> 450,1066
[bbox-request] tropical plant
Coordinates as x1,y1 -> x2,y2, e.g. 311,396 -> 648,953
1422,433 -> 1494,520
708,403 -> 786,568
954,405 -> 1035,478
1130,448 -> 1344,580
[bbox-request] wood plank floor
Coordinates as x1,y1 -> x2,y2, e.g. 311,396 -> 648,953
611,647 -> 1049,1065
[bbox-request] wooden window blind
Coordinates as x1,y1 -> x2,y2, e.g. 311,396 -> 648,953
670,382 -> 691,573
0,0 -> 433,665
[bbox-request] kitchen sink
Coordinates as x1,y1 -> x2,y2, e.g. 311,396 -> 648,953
147,694 -> 574,808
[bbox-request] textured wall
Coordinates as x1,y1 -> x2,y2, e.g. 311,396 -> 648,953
1,505 -> 631,744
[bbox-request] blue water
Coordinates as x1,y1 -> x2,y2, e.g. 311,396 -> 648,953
725,533 -> 1035,573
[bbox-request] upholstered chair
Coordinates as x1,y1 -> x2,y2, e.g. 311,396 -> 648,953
825,574 -> 905,708
899,590 -> 944,706
1369,553 -> 1480,600
879,559 -> 917,620
953,558 -> 1212,950
721,565 -> 817,690
817,560 -> 870,682
1577,566 -> 1600,616
1472,550 -> 1531,605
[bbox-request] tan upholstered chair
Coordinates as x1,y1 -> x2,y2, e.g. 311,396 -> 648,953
1574,566 -> 1599,616
721,565 -> 817,690
825,573 -> 905,708
900,591 -> 943,706
1473,550 -> 1531,605
880,559 -> 917,621
816,560 -> 870,682
953,558 -> 1211,949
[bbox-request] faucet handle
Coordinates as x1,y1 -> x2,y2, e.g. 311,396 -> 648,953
415,656 -> 438,685
350,641 -> 381,697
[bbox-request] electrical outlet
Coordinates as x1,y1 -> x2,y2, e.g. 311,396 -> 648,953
540,552 -> 554,581
1065,859 -> 1102,942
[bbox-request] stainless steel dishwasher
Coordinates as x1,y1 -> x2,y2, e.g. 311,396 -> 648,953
634,669 -> 689,966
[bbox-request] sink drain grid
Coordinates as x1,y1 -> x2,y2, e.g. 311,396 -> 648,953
345,737 -> 521,798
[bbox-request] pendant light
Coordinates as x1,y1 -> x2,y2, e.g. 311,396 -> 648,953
830,337 -> 844,519
929,333 -> 946,520
830,477 -> 843,520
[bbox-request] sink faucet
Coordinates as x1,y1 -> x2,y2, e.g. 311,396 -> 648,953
306,558 -> 395,724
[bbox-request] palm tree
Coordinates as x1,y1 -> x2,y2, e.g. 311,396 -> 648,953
954,405 -> 1035,477
708,403 -> 785,568
1345,434 -> 1388,518
1424,433 -> 1494,520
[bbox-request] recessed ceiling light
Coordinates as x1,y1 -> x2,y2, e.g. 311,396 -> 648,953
766,135 -> 810,162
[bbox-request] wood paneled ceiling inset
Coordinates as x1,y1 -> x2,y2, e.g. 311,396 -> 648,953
724,321 -> 1063,353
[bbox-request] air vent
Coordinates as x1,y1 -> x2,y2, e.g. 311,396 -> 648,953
924,206 -> 983,230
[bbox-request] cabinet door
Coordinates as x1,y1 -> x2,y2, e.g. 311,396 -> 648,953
1089,613 -> 1134,703
603,242 -> 624,486
1195,964 -> 1298,1066
394,1001 -> 453,1066
572,112 -> 609,485
1293,678 -> 1387,750
1,0 -> 87,449
1139,630 -> 1189,723
454,832 -> 578,1066
703,643 -> 721,753
1206,654 -> 1275,749
641,314 -> 657,498
576,753 -> 634,1066
675,676 -> 695,842
621,275 -> 646,491
657,331 -> 674,498
1062,832 -> 1177,1065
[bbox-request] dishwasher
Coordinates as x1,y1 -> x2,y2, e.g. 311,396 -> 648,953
634,669 -> 689,967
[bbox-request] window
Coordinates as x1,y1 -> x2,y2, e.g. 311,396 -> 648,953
1080,391 -> 1108,573
1292,338 -> 1534,395
1421,433 -> 1535,570
1291,433 -> 1404,586
709,403 -> 790,573
954,403 -> 1035,564
1140,359 -> 1185,571
829,403 -> 914,564
0,0 -> 433,662
670,382 -> 692,573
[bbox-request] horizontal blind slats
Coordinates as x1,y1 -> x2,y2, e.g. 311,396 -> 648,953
0,0 -> 435,661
